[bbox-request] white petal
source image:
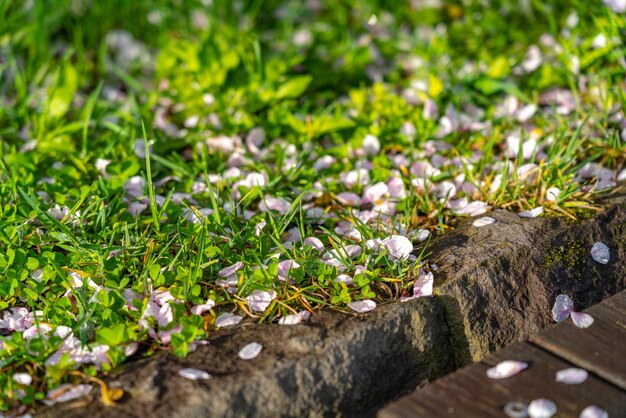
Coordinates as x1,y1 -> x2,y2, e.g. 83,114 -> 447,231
546,187 -> 560,202
13,373 -> 33,385
303,237 -> 324,252
334,274 -> 354,285
238,342 -> 263,360
486,360 -> 529,379
527,398 -> 557,418
413,271 -> 434,297
519,207 -> 544,218
43,384 -> 92,405
570,311 -> 594,329
472,216 -> 496,227
552,294 -> 574,322
278,311 -> 310,325
218,261 -> 244,278
190,299 -> 215,315
579,405 -> 608,418
178,368 -> 211,380
590,242 -> 610,264
382,235 -> 413,260
245,290 -> 276,313
555,368 -> 588,384
214,313 -> 242,328
347,300 -> 376,313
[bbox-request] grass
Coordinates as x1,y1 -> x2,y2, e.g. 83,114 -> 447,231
0,0 -> 625,413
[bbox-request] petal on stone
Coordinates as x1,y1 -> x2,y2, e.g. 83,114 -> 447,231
579,405 -> 609,418
413,271 -> 434,297
570,311 -> 594,329
527,398 -> 557,418
238,342 -> 263,360
43,384 -> 93,406
215,313 -> 242,328
555,368 -> 588,384
486,360 -> 529,379
347,300 -> 376,313
472,216 -> 496,227
590,242 -> 610,264
178,368 -> 211,380
552,294 -> 574,322
519,207 -> 544,218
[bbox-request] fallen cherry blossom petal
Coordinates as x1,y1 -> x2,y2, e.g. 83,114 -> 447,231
555,368 -> 588,384
215,313 -> 242,328
413,271 -> 434,297
178,368 -> 211,380
579,405 -> 608,418
278,311 -> 311,325
245,290 -> 276,313
348,300 -> 376,313
590,242 -> 610,264
218,261 -> 244,277
570,311 -> 594,329
303,237 -> 324,252
191,298 -> 215,315
238,342 -> 263,360
546,187 -> 560,202
473,216 -> 495,227
503,401 -> 529,418
43,384 -> 93,405
552,294 -> 574,322
519,207 -> 544,218
382,235 -> 413,260
486,360 -> 529,379
13,373 -> 33,385
527,398 -> 557,418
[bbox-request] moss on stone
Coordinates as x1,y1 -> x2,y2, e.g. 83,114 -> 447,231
542,239 -> 588,281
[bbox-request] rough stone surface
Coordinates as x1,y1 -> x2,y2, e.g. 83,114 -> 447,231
430,192 -> 626,365
37,191 -> 626,417
37,298 -> 452,418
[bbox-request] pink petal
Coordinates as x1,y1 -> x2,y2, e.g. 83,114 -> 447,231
579,405 -> 608,418
519,207 -> 544,218
43,384 -> 93,405
245,290 -> 276,313
303,237 -> 324,252
218,261 -> 244,278
214,313 -> 242,328
238,342 -> 263,360
590,242 -> 610,264
382,235 -> 413,260
178,368 -> 211,380
191,299 -> 215,315
278,311 -> 310,325
552,294 -> 574,322
413,271 -> 434,298
347,300 -> 376,313
527,398 -> 556,418
555,368 -> 588,384
486,360 -> 529,379
570,311 -> 594,329
472,216 -> 496,227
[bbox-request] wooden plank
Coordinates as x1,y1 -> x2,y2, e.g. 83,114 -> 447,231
530,291 -> 626,390
378,342 -> 626,418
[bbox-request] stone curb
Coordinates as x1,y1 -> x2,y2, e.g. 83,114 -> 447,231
37,193 -> 626,417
